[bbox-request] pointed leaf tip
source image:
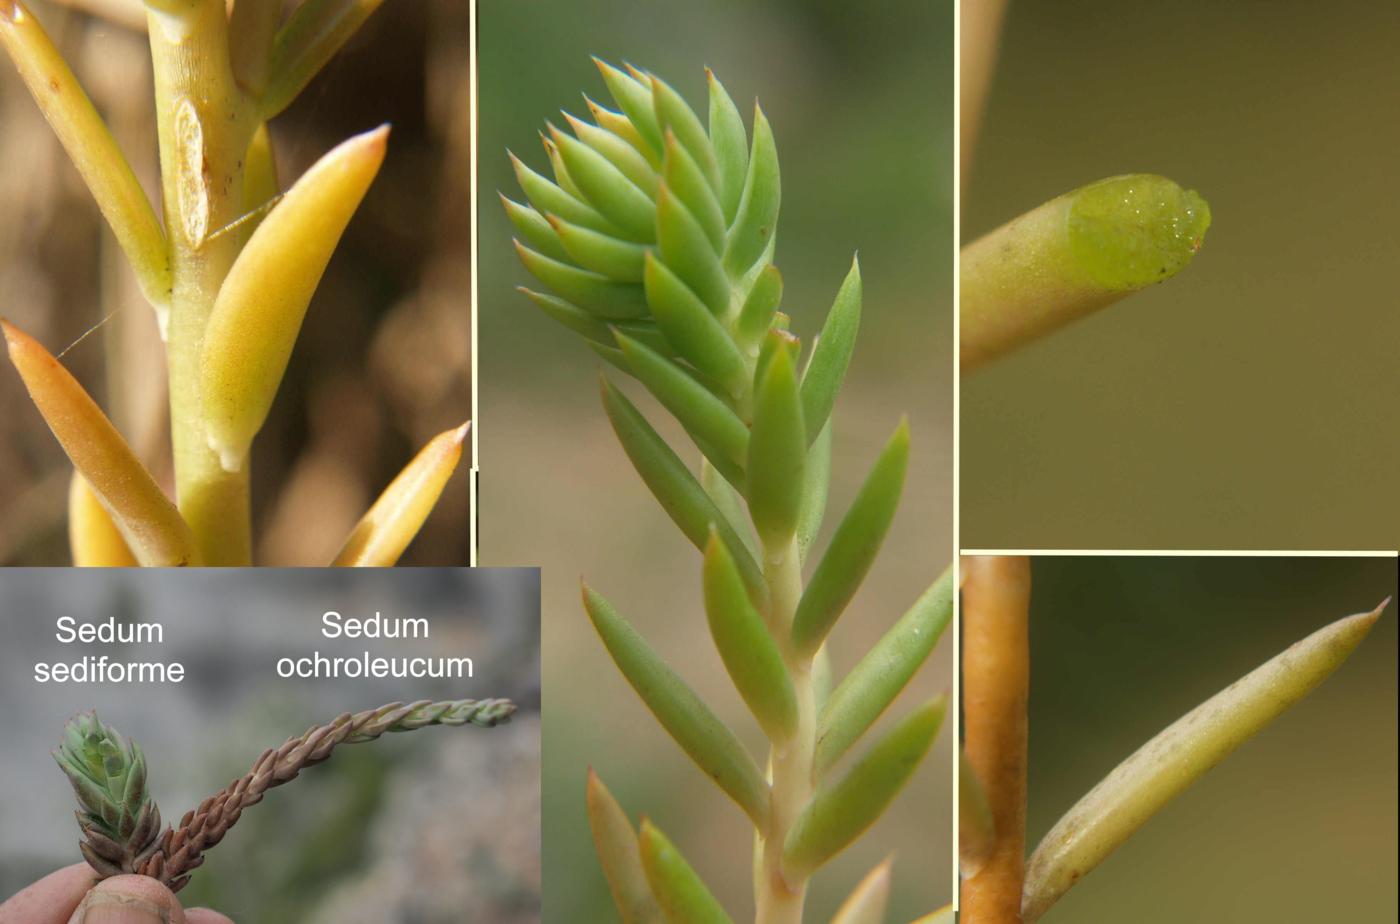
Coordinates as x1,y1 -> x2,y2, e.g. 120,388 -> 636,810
1022,603 -> 1385,922
201,126 -> 389,469
638,820 -> 734,924
586,769 -> 663,924
830,855 -> 895,924
331,422 -> 466,566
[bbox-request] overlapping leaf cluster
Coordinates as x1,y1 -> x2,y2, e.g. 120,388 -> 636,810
0,0 -> 464,566
505,61 -> 952,922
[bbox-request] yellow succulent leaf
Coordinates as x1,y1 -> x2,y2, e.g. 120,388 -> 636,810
332,422 -> 468,566
68,471 -> 137,567
199,124 -> 388,471
4,320 -> 195,566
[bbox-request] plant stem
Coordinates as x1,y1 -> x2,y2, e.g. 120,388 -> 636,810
146,0 -> 257,564
757,535 -> 813,924
961,555 -> 1031,924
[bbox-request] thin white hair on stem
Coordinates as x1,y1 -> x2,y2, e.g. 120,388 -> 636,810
203,191 -> 287,244
57,308 -> 121,359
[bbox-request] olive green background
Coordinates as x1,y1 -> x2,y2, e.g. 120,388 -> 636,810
962,0 -> 1400,549
478,0 -> 954,919
1014,555 -> 1397,922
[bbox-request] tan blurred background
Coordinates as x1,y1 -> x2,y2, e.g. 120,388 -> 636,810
0,0 -> 472,565
1016,555 -> 1397,922
477,0 -> 954,919
962,0 -> 1400,550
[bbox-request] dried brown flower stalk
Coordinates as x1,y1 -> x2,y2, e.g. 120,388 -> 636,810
59,698 -> 516,893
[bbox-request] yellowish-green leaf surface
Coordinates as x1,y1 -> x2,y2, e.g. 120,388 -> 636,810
200,125 -> 388,471
332,422 -> 468,566
1021,603 -> 1386,922
68,472 -> 137,567
4,321 -> 195,566
639,819 -> 735,924
587,769 -> 664,924
1,0 -> 169,312
829,856 -> 893,924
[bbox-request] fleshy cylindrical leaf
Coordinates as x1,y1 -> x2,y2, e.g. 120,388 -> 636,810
795,418 -> 832,565
702,531 -> 797,739
792,418 -> 909,656
961,174 -> 1210,372
1,0 -> 169,311
816,563 -> 952,773
200,126 -> 388,470
736,264 -> 783,348
68,472 -> 137,567
566,112 -> 660,198
656,184 -> 731,317
800,257 -> 861,444
661,131 -> 727,254
501,194 -> 571,261
552,125 -> 657,242
586,769 -> 664,924
510,151 -> 622,236
746,345 -> 805,550
4,321 -> 195,566
830,856 -> 894,924
585,94 -> 659,168
595,58 -> 663,157
706,68 -> 748,224
262,0 -> 386,118
723,103 -> 780,278
332,422 -> 467,566
639,820 -> 735,924
583,583 -> 770,826
616,333 -> 748,471
600,376 -> 765,601
1021,603 -> 1386,923
517,242 -> 649,319
548,215 -> 649,281
650,73 -> 719,192
700,458 -> 757,560
782,698 -> 944,880
643,253 -> 748,396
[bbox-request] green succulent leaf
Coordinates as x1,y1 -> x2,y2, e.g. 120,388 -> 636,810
706,68 -> 748,224
552,125 -> 657,242
649,73 -> 721,193
643,253 -> 748,396
661,132 -> 727,254
801,257 -> 862,444
616,333 -> 749,472
595,58 -> 664,157
703,530 -> 798,740
656,184 -> 731,317
583,583 -> 770,827
587,769 -> 664,924
516,242 -> 648,319
830,857 -> 894,924
782,698 -> 945,880
747,345 -> 806,550
510,150 -> 621,236
501,195 -> 570,261
795,418 -> 833,565
700,459 -> 758,560
584,94 -> 661,167
791,418 -> 910,657
639,820 -> 735,924
737,264 -> 784,348
262,0 -> 385,118
816,563 -> 952,774
548,214 -> 649,282
566,112 -> 661,197
600,376 -> 765,601
723,103 -> 780,279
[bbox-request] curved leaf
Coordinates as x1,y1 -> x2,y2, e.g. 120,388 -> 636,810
816,563 -> 952,773
510,150 -> 622,236
723,103 -> 780,278
747,345 -> 805,549
801,257 -> 862,444
643,253 -> 747,396
583,583 -> 769,826
1021,603 -> 1387,923
501,194 -> 570,262
639,820 -> 735,924
650,73 -> 719,191
263,0 -> 387,118
795,418 -> 832,565
331,422 -> 467,566
783,698 -> 944,880
737,264 -> 783,348
595,58 -> 663,157
552,125 -> 657,242
68,472 -> 137,567
600,376 -> 765,602
4,321 -> 194,566
548,214 -> 649,281
661,131 -> 727,254
201,126 -> 388,470
830,856 -> 894,924
565,111 -> 660,197
586,769 -> 663,924
656,184 -> 731,317
585,94 -> 660,168
706,68 -> 748,224
792,418 -> 909,656
703,531 -> 797,739
516,242 -> 648,319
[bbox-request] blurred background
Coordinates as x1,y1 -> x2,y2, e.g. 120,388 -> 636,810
1014,555 -> 1397,922
0,568 -> 541,922
0,0 -> 472,565
962,0 -> 1400,549
477,0 -> 954,920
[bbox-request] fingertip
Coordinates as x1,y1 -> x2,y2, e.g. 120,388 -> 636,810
0,864 -> 95,924
185,910 -> 236,924
73,875 -> 185,924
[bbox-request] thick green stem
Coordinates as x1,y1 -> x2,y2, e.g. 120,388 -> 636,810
757,536 -> 814,924
147,0 -> 257,564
